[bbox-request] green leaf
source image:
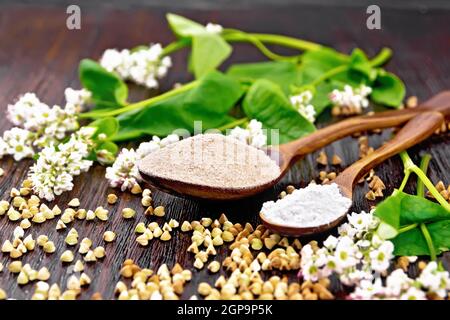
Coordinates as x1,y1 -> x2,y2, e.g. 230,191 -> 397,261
375,191 -> 450,228
299,48 -> 348,84
191,33 -> 232,78
79,59 -> 128,109
182,72 -> 243,126
392,227 -> 430,256
166,13 -> 206,38
399,193 -> 450,225
242,79 -> 315,144
310,82 -> 334,115
115,71 -> 243,140
302,48 -> 348,70
392,220 -> 450,256
96,140 -> 119,154
376,190 -> 450,256
227,61 -> 300,94
428,220 -> 450,253
374,191 -> 402,230
348,48 -> 377,81
88,117 -> 119,139
371,70 -> 405,107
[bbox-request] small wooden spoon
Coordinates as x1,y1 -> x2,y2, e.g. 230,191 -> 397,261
139,91 -> 450,200
260,111 -> 445,236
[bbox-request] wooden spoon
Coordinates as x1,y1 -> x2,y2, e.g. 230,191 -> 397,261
260,111 -> 445,236
139,91 -> 450,200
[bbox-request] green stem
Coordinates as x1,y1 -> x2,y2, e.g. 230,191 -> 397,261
223,30 -> 298,61
398,170 -> 411,193
234,32 -> 323,53
223,30 -> 302,61
410,165 -> 450,211
80,81 -> 199,119
216,118 -> 249,132
161,39 -> 190,56
398,223 -> 419,234
163,31 -> 323,62
368,47 -> 393,67
310,65 -> 348,86
417,153 -> 432,197
420,223 -> 437,261
400,152 -> 450,212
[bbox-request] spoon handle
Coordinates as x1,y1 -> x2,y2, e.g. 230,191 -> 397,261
279,91 -> 450,159
335,111 -> 444,196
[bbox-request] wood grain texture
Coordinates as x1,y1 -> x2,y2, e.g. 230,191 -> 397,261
0,4 -> 449,299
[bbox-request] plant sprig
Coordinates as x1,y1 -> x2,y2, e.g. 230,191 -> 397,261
375,152 -> 450,260
78,13 -> 406,144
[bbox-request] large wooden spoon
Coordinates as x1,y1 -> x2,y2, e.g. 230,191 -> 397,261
260,111 -> 445,236
139,91 -> 450,200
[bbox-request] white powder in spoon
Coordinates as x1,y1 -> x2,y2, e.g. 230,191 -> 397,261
261,183 -> 352,227
138,133 -> 280,189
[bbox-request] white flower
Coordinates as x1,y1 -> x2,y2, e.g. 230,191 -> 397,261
28,127 -> 94,201
136,140 -> 161,159
6,92 -> 80,150
417,261 -> 450,298
400,287 -> 426,300
343,269 -> 374,286
205,23 -> 223,34
7,93 -> 50,129
106,133 -> 180,191
100,44 -> 172,89
329,84 -> 372,112
369,241 -> 394,273
301,210 -> 399,289
290,91 -> 316,122
301,261 -> 321,282
99,48 -> 130,76
42,104 -> 79,142
350,278 -> 384,300
136,134 -> 180,159
105,148 -> 140,192
347,211 -> 374,231
64,88 -> 91,110
228,119 -> 267,148
334,236 -> 359,270
2,127 -> 35,161
385,269 -> 412,296
323,235 -> 338,250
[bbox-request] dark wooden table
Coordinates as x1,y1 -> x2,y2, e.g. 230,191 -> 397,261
0,3 -> 449,300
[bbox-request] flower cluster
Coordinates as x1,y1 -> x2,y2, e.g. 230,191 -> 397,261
28,127 -> 95,201
0,127 -> 35,161
227,119 -> 267,149
105,134 -> 180,191
350,262 -> 450,300
329,84 -> 372,113
205,23 -> 223,34
289,91 -> 316,123
99,43 -> 172,89
0,90 -> 90,161
300,210 -> 394,286
64,87 -> 92,112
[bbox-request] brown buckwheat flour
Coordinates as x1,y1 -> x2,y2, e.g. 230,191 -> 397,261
138,134 -> 280,189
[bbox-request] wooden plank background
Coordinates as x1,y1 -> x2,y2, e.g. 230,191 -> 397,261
0,4 -> 449,299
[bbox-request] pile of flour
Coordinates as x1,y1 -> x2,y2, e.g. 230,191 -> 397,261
261,183 -> 352,227
138,134 -> 280,189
